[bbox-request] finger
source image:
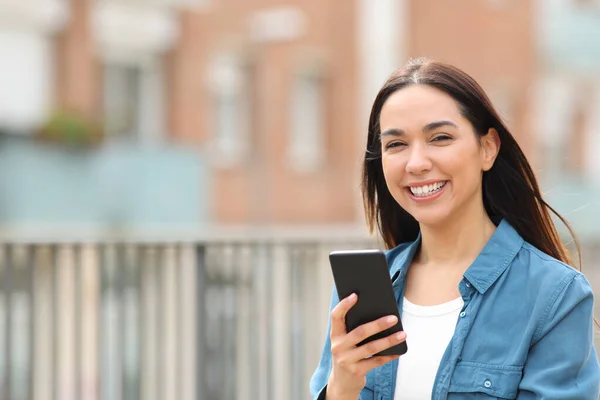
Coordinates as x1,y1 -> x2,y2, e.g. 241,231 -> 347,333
357,355 -> 400,375
348,331 -> 407,362
346,315 -> 400,347
330,293 -> 358,338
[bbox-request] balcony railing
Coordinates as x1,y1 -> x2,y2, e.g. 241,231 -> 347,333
1,228 -> 599,400
0,134 -> 206,230
0,229 -> 377,400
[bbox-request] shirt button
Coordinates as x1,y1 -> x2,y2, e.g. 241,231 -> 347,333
459,311 -> 466,318
484,380 -> 492,388
465,282 -> 471,288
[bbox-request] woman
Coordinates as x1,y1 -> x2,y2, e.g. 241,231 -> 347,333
310,58 -> 600,400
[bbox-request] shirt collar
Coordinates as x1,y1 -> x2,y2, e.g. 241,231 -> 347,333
388,218 -> 524,294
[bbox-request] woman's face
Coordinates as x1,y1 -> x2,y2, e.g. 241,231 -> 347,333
379,84 -> 498,228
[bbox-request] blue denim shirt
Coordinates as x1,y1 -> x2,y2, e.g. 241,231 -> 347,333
310,219 -> 600,399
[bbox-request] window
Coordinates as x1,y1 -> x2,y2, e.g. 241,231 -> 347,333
288,69 -> 326,173
103,64 -> 141,139
0,27 -> 54,133
102,60 -> 165,144
208,52 -> 252,166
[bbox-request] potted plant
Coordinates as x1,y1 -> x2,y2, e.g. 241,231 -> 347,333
36,110 -> 104,148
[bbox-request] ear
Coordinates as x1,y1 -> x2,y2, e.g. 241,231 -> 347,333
481,128 -> 501,171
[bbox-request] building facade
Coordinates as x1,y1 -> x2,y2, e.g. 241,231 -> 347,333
0,0 -> 544,227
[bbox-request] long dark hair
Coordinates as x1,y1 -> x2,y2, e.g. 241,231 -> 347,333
362,58 -> 579,269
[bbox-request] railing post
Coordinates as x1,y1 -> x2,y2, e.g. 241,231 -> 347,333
100,244 -> 125,400
179,244 -> 197,400
235,245 -> 252,400
121,245 -> 141,400
140,246 -> 159,400
1,245 -> 11,400
33,246 -> 55,400
290,245 -> 305,400
56,245 -> 77,400
252,244 -> 271,400
196,244 -> 206,400
196,245 -> 206,400
271,243 -> 291,399
161,245 -> 179,400
80,244 -> 100,400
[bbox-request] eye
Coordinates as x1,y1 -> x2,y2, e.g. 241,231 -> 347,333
384,141 -> 406,150
431,134 -> 452,142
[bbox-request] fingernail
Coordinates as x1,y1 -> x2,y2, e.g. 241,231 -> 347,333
386,316 -> 398,324
348,293 -> 357,300
396,332 -> 405,340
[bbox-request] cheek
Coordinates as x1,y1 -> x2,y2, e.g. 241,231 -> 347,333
443,143 -> 482,174
443,154 -> 469,175
446,150 -> 484,189
381,154 -> 406,182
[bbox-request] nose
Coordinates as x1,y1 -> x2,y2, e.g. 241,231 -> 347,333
405,144 -> 432,175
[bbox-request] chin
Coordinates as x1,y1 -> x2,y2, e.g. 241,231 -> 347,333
405,207 -> 454,229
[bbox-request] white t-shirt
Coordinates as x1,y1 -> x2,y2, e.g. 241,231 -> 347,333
394,296 -> 464,400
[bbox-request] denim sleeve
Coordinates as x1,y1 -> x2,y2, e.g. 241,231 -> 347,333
518,274 -> 600,399
309,289 -> 338,399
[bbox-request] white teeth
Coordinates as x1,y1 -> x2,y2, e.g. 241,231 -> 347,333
409,181 -> 446,197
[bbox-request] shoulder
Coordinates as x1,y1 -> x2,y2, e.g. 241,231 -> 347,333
509,242 -> 593,341
514,242 -> 586,288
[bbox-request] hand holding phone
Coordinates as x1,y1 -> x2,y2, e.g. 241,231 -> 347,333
326,293 -> 407,399
325,250 -> 408,399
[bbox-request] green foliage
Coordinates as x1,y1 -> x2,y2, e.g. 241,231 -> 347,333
37,110 -> 104,147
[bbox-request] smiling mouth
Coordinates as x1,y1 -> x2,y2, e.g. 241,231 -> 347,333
408,181 -> 448,198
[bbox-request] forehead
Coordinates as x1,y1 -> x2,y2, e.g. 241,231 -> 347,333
379,85 -> 463,130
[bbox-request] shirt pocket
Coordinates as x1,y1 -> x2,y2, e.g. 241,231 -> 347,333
448,361 -> 523,399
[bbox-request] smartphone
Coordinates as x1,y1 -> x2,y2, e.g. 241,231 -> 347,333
329,249 -> 407,356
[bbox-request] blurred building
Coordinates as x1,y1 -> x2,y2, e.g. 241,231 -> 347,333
533,0 -> 600,232
1,0 -> 597,230
196,0 -> 539,226
0,0 -> 206,235
182,0 -> 537,226
172,0 -> 363,225
185,0 -> 539,225
0,0 -> 575,229
532,0 -> 600,316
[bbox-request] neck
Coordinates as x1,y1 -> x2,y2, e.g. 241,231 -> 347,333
416,200 -> 497,268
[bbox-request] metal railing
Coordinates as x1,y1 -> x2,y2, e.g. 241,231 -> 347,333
0,231 -> 376,400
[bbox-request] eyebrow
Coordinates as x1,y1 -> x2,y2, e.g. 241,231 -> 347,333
380,120 -> 458,137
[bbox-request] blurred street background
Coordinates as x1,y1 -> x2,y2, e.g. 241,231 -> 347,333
0,0 -> 599,399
